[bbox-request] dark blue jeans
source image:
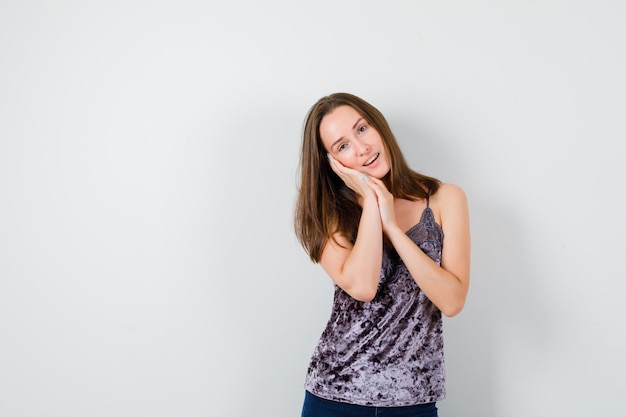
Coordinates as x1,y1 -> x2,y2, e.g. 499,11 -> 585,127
301,391 -> 438,417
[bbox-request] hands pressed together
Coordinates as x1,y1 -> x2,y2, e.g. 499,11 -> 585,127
324,153 -> 470,314
327,154 -> 396,233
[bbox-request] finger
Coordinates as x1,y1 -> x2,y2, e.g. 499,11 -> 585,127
365,177 -> 382,192
327,154 -> 350,174
366,178 -> 393,200
327,155 -> 346,178
366,181 -> 394,205
330,158 -> 363,183
365,176 -> 386,190
326,153 -> 336,168
367,176 -> 389,190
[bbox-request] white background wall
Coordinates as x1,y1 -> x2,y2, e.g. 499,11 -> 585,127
1,1 -> 625,416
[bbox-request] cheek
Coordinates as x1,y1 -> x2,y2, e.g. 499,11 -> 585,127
336,157 -> 363,171
335,153 -> 358,169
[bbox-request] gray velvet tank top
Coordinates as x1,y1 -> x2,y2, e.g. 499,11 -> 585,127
304,202 -> 445,407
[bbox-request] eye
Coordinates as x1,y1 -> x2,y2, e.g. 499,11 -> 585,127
337,142 -> 349,152
357,124 -> 367,134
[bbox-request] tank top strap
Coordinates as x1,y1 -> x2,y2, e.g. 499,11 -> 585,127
425,192 -> 431,208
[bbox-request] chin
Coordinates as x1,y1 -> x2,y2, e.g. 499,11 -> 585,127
372,166 -> 391,179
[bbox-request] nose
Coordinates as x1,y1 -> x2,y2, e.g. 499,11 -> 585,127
355,139 -> 369,156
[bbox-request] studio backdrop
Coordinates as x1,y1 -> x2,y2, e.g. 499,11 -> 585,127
1,1 -> 624,416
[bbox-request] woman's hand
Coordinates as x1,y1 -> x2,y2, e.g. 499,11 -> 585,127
365,176 -> 397,233
321,154 -> 385,302
327,154 -> 375,199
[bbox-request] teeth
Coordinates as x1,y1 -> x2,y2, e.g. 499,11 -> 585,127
364,153 -> 379,166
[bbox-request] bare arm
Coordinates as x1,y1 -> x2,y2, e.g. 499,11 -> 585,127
319,157 -> 384,302
368,180 -> 471,316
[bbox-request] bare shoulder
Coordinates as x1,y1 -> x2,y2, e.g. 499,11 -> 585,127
430,183 -> 469,226
434,183 -> 467,204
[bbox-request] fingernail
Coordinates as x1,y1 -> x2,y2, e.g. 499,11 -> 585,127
363,175 -> 370,182
326,153 -> 333,163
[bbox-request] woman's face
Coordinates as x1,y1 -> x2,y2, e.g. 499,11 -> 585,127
319,105 -> 390,179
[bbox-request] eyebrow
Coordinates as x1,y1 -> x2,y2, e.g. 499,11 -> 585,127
330,117 -> 365,150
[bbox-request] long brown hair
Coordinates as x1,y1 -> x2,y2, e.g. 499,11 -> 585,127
294,92 -> 440,263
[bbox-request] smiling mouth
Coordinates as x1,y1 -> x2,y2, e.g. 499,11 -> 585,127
364,153 -> 379,166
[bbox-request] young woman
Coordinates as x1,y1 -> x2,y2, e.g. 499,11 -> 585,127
294,93 -> 471,417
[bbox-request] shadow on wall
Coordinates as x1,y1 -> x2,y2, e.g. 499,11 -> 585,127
440,200 -> 552,417
392,116 -> 551,416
